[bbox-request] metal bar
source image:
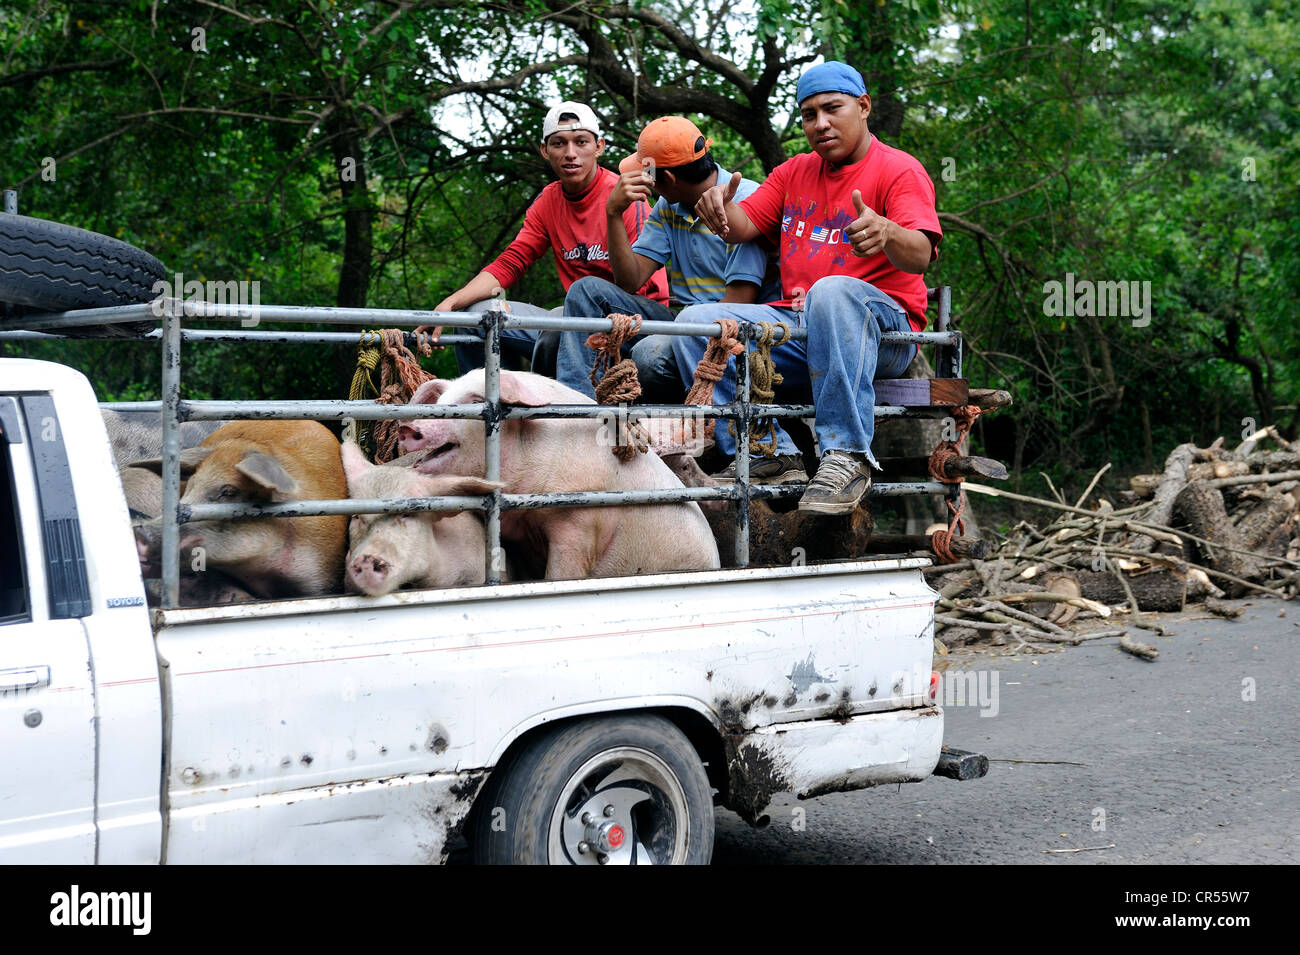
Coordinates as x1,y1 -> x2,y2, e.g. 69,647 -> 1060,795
175,400 -> 490,421
103,398 -> 941,422
482,307 -> 503,586
0,328 -> 479,345
1,298 -> 959,345
870,481 -> 950,496
510,403 -> 750,419
160,304 -> 182,608
179,479 -> 936,521
2,191 -> 16,215
128,400 -> 794,421
185,486 -> 739,520
733,323 -> 751,569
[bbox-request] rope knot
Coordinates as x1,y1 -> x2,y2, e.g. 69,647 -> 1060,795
744,321 -> 791,455
683,319 -> 743,443
586,312 -> 647,459
927,403 -> 981,563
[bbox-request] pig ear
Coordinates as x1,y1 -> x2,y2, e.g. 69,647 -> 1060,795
417,474 -> 504,510
129,446 -> 212,479
497,371 -> 555,407
339,442 -> 372,484
408,378 -> 448,406
236,452 -> 298,494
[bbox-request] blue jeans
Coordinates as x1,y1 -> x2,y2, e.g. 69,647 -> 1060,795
668,275 -> 914,467
558,276 -> 677,399
453,299 -> 553,374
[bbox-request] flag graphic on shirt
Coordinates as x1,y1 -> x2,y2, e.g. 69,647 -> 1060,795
810,226 -> 829,243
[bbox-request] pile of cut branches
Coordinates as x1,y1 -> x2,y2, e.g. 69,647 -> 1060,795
923,426 -> 1300,659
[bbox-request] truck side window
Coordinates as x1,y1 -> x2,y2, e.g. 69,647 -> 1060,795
0,443 -> 31,625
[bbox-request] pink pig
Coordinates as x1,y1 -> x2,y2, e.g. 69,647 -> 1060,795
396,369 -> 720,580
339,442 -> 505,595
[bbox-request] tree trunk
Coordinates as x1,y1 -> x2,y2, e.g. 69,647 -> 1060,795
328,110 -> 373,309
1231,492 -> 1294,552
846,5 -> 904,139
1072,567 -> 1187,613
1131,443 -> 1197,551
1173,482 -> 1261,596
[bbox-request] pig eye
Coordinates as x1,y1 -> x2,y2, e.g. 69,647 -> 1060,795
218,484 -> 240,500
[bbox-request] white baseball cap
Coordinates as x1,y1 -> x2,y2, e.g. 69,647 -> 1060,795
541,101 -> 603,142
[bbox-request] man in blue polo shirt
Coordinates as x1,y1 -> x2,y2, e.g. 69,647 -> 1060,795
553,116 -> 778,400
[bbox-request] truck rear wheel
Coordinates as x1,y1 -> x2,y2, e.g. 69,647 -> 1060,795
470,713 -> 714,865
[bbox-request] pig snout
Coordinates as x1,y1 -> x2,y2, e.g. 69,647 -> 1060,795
397,423 -> 430,454
347,552 -> 394,596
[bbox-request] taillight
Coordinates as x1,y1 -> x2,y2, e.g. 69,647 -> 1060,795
929,671 -> 939,703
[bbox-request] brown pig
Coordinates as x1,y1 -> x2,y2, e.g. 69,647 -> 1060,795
118,465 -> 255,605
133,420 -> 347,599
339,442 -> 504,595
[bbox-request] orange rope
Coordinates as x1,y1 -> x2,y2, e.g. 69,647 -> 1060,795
927,403 -> 982,563
586,312 -> 647,460
372,329 -> 435,464
930,495 -> 966,564
684,319 -> 743,442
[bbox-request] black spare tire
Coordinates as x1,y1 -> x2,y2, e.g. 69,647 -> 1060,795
0,213 -> 165,337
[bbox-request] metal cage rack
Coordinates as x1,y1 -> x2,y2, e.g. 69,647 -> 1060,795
0,292 -> 962,607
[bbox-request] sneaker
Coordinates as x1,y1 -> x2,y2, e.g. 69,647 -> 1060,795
711,453 -> 808,485
798,450 -> 873,515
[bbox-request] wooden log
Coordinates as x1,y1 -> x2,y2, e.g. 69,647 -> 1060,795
863,533 -> 992,560
1072,566 -> 1188,612
877,454 -> 1009,480
967,388 -> 1013,411
1173,482 -> 1261,597
1231,491 -> 1295,551
1119,633 -> 1159,660
934,625 -> 983,648
1209,469 -> 1300,489
1189,460 -> 1250,481
1130,443 -> 1197,551
1129,473 -> 1161,499
873,377 -> 969,406
1245,451 -> 1300,472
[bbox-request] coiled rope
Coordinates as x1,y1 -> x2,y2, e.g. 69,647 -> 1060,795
350,328 -> 435,463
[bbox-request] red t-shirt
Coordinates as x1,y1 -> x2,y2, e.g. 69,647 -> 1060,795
739,137 -> 941,330
484,166 -> 669,304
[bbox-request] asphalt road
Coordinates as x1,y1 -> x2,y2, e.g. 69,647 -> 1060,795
712,597 -> 1299,864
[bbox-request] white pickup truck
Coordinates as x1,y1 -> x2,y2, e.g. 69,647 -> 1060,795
0,356 -> 984,865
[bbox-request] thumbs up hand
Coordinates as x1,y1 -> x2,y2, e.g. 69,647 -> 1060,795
694,170 -> 742,238
846,189 -> 891,258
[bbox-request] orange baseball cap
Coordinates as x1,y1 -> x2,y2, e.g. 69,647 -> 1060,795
619,117 -> 713,174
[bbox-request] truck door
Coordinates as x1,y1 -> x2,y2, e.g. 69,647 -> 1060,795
0,394 -> 97,863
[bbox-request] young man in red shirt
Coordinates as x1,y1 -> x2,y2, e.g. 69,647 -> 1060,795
422,102 -> 667,373
682,61 -> 942,515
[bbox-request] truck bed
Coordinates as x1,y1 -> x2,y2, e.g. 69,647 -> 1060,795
154,559 -> 941,862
